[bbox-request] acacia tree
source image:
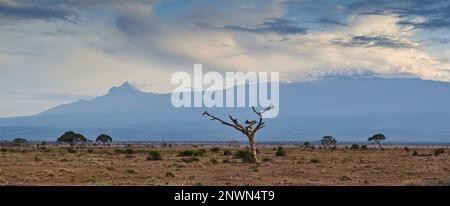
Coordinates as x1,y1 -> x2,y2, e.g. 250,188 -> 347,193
320,136 -> 337,149
57,131 -> 88,147
12,138 -> 27,145
96,134 -> 113,145
368,133 -> 386,149
203,106 -> 273,163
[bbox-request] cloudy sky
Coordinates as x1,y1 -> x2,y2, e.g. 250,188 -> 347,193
1,0 -> 450,117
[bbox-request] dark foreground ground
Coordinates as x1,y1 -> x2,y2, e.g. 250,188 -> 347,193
0,144 -> 449,185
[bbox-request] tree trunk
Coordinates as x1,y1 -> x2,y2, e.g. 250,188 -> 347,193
377,141 -> 382,150
248,135 -> 258,163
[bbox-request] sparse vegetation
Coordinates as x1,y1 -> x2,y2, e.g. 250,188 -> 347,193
339,175 -> 351,181
57,131 -> 89,146
126,169 -> 136,174
351,144 -> 360,150
178,150 -> 194,156
210,147 -> 220,152
234,150 -> 254,163
434,148 -> 445,156
320,136 -> 337,149
165,172 -> 175,178
66,148 -> 77,153
181,157 -> 200,163
210,158 -> 219,164
178,149 -> 207,157
360,145 -> 368,150
404,146 -> 410,154
12,138 -> 27,145
223,149 -> 232,156
275,146 -> 286,156
96,134 -> 112,145
114,148 -> 134,155
146,150 -> 162,160
262,157 -> 272,162
303,142 -> 311,148
368,133 -> 386,149
0,143 -> 448,186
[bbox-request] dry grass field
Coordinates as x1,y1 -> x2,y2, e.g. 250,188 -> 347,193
0,144 -> 449,186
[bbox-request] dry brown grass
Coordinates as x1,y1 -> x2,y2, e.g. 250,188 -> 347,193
0,145 -> 449,186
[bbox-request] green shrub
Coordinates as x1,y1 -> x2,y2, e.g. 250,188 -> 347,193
412,150 -> 419,156
178,149 -> 207,157
434,148 -> 445,156
223,149 -> 232,156
66,148 -> 76,153
262,158 -> 272,162
310,158 -> 321,163
178,150 -> 194,156
165,172 -> 175,178
181,157 -> 200,163
275,146 -> 286,156
146,150 -> 162,160
114,148 -> 134,155
210,158 -> 219,164
234,150 -> 253,163
339,175 -> 351,181
360,145 -> 368,150
126,169 -> 136,174
303,142 -> 310,148
194,149 -> 207,157
210,147 -> 220,152
351,144 -> 360,149
404,146 -> 410,153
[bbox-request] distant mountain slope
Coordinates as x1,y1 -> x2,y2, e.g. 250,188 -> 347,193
1,77 -> 450,142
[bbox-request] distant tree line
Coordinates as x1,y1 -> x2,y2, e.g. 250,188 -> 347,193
56,131 -> 113,146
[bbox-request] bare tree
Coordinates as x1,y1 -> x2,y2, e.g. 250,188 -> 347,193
203,106 -> 273,163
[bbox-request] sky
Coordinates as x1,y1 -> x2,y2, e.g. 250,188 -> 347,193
1,0 -> 450,117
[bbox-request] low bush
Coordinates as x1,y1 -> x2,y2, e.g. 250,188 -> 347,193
178,150 -> 194,156
223,149 -> 232,156
210,147 -> 220,152
234,150 -> 253,163
66,148 -> 76,153
210,158 -> 219,164
339,175 -> 351,181
178,149 -> 207,157
114,148 -> 134,155
275,146 -> 286,156
434,148 -> 445,156
351,144 -> 360,149
165,172 -> 175,178
146,150 -> 162,160
181,157 -> 200,163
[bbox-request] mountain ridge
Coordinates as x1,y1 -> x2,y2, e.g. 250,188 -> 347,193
1,76 -> 450,142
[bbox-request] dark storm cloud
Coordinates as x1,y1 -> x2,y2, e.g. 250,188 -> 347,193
0,1 -> 77,22
332,35 -> 414,49
346,0 -> 450,30
225,18 -> 307,35
316,18 -> 347,26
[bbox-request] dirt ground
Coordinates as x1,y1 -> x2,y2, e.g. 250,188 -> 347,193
0,144 -> 449,186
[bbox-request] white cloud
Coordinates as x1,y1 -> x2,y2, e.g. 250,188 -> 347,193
1,2 -> 450,117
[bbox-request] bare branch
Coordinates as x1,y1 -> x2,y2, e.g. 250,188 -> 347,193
203,111 -> 245,134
